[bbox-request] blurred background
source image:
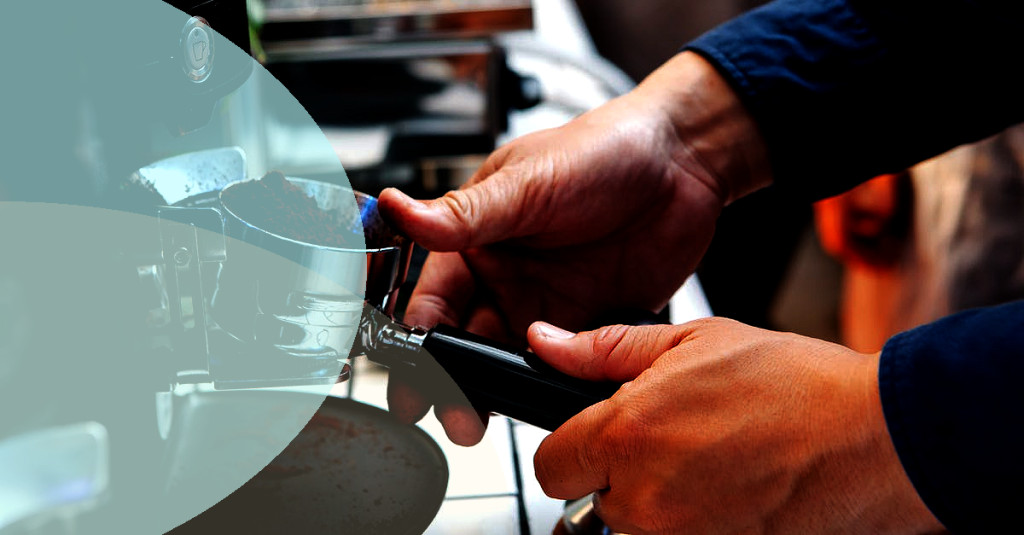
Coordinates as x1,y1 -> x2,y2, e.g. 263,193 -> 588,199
5,1 -> 1022,534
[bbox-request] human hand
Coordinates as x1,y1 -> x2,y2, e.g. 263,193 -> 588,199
529,318 -> 945,535
377,52 -> 770,445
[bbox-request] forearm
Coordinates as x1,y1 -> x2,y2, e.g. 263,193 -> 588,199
629,51 -> 773,205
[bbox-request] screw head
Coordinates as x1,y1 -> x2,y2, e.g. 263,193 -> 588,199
173,247 -> 192,266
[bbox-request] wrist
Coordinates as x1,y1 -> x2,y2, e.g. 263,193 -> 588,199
632,51 -> 772,205
859,350 -> 947,534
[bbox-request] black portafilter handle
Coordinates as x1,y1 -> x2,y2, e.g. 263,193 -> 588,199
368,309 -> 665,432
421,324 -> 620,432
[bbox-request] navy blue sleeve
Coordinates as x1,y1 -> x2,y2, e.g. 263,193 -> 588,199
685,0 -> 1024,200
684,2 -> 1024,531
879,301 -> 1024,534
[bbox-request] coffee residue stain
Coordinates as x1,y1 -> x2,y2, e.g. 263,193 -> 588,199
221,171 -> 403,250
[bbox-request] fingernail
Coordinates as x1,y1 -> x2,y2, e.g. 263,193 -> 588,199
534,322 -> 576,340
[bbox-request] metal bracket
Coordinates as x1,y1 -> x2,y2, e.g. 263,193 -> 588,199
156,206 -> 226,372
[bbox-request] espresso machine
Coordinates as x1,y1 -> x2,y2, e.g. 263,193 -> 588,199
249,0 -> 543,197
0,1 -> 285,533
0,1 -> 634,533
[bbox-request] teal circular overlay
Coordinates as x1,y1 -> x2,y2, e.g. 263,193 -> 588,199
0,1 -> 446,534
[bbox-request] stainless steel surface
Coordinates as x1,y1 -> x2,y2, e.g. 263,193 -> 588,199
262,39 -> 521,186
258,0 -> 533,52
559,496 -> 625,535
129,149 -> 413,390
131,147 -> 247,205
361,318 -> 428,356
217,175 -> 411,317
254,0 -> 541,196
214,179 -> 410,358
180,16 -> 215,83
0,423 -> 110,532
168,393 -> 448,535
216,177 -> 370,298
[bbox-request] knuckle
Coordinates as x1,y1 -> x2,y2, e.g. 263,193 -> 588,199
597,400 -> 647,454
691,316 -> 730,329
686,316 -> 742,338
536,476 -> 567,500
592,495 -> 629,532
533,452 -> 568,499
404,294 -> 458,328
591,324 -> 631,362
531,447 -> 555,491
594,493 -> 655,535
439,190 -> 477,245
441,190 -> 475,224
471,149 -> 509,183
630,487 -> 679,534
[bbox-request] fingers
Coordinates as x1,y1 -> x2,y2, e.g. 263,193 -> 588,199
433,404 -> 488,447
386,377 -> 489,447
534,400 -> 615,500
385,366 -> 431,424
527,321 -> 692,382
401,252 -> 473,329
377,173 -> 532,252
388,251 -> 498,446
531,321 -> 717,504
385,356 -> 489,447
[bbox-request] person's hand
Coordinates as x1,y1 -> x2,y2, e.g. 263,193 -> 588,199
378,52 -> 771,445
529,318 -> 946,535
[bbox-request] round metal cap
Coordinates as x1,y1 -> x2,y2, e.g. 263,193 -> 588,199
180,16 -> 214,83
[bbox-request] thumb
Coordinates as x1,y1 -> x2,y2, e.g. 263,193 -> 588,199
527,322 -> 689,382
377,174 -> 529,251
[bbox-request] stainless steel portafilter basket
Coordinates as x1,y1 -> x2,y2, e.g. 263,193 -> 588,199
218,179 -> 411,316
211,175 -> 623,431
213,179 -> 411,362
130,150 -> 412,390
183,178 -> 412,390
134,149 -> 621,429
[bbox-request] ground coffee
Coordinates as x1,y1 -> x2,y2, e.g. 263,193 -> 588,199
221,171 -> 358,248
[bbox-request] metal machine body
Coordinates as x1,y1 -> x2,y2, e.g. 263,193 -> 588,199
251,0 -> 542,196
0,2 -> 343,533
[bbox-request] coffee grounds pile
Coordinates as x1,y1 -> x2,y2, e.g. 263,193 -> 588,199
221,171 -> 357,248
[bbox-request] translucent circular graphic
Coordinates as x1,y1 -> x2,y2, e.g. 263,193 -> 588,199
0,1 -> 453,534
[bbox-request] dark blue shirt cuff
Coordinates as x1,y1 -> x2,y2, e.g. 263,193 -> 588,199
879,301 -> 1024,534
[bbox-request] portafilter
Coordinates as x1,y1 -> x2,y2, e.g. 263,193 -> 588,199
144,163 -> 619,431
214,177 -> 620,432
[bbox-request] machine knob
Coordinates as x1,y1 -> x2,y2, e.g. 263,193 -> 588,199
180,16 -> 215,83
